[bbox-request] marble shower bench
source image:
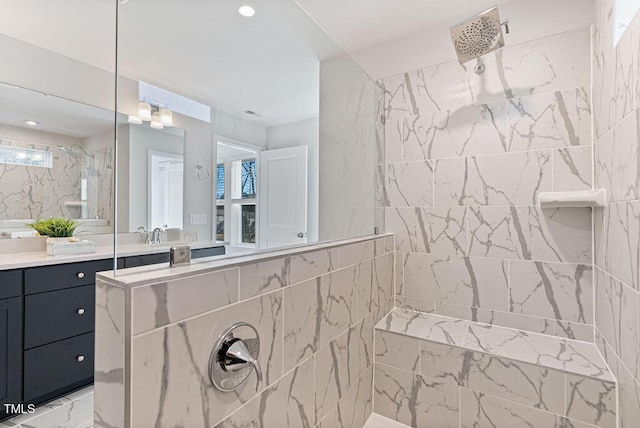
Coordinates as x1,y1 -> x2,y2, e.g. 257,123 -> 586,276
374,308 -> 617,428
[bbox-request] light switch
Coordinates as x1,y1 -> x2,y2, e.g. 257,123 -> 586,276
190,214 -> 207,225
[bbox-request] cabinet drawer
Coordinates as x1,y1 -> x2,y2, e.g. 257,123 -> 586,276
23,332 -> 94,402
25,259 -> 112,294
124,252 -> 170,268
24,286 -> 94,349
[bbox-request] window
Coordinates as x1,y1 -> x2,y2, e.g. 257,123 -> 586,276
216,163 -> 225,200
216,140 -> 258,247
216,205 -> 225,241
241,205 -> 256,243
240,159 -> 257,199
615,0 -> 640,45
0,144 -> 53,168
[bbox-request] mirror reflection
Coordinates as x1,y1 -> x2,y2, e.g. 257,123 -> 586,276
0,0 -> 378,258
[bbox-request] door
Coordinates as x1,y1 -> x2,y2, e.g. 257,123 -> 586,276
259,146 -> 308,249
149,151 -> 184,229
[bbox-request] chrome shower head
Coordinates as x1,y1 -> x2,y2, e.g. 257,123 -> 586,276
450,7 -> 508,66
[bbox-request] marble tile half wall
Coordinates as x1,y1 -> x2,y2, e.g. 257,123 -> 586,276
94,234 -> 394,428
380,26 -> 595,341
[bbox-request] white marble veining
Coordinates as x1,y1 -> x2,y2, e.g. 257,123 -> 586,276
0,386 -> 94,428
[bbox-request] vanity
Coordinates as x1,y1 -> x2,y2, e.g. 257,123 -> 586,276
0,243 -> 225,420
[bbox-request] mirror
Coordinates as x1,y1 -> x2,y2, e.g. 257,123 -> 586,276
115,122 -> 185,233
1,0 -> 380,259
0,83 -> 185,238
0,84 -> 114,237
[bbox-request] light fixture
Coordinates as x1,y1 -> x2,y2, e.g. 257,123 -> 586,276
238,5 -> 255,17
128,115 -> 143,125
159,108 -> 173,127
24,120 -> 39,126
150,112 -> 164,129
138,102 -> 152,121
16,152 -> 27,159
32,154 -> 43,161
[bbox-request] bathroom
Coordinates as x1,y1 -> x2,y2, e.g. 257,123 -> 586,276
0,0 -> 637,426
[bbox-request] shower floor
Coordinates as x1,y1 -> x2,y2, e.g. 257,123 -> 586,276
364,414 -> 411,427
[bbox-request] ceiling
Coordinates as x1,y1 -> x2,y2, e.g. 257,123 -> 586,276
0,0 -> 345,127
0,84 -> 113,138
295,0 -> 514,53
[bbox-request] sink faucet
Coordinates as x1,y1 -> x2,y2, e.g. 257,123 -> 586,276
136,226 -> 151,245
151,227 -> 165,245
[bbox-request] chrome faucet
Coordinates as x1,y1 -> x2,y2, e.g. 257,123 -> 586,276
136,226 -> 151,244
151,227 -> 165,244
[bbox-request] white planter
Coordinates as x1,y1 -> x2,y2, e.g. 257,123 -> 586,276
46,238 -> 96,256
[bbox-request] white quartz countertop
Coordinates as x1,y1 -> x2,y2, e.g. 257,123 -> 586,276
0,241 -> 224,270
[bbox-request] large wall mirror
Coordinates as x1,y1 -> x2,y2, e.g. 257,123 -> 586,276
1,0 -> 380,266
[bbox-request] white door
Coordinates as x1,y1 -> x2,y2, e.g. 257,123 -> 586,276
259,146 -> 307,249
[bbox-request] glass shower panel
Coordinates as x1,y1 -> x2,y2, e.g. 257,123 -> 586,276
114,0 -> 380,270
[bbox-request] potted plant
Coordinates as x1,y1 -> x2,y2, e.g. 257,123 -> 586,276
26,218 -> 95,255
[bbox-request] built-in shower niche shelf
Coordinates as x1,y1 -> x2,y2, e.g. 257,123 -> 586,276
538,189 -> 606,208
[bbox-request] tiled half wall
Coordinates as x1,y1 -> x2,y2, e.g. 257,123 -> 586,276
379,26 -> 596,342
94,234 -> 394,428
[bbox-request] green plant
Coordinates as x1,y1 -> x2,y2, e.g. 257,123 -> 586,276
27,217 -> 78,238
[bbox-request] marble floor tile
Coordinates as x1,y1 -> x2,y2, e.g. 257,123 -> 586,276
20,401 -> 93,428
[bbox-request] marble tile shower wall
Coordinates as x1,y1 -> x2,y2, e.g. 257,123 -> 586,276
592,0 -> 640,427
97,236 -> 394,428
0,139 -> 113,223
380,27 -> 595,341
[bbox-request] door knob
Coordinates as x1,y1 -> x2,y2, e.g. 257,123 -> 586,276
209,322 -> 261,392
297,232 -> 304,238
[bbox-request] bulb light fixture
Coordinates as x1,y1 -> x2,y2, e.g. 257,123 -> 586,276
133,101 -> 174,128
24,120 -> 39,126
239,5 -> 255,17
159,108 -> 173,127
138,102 -> 152,121
128,115 -> 143,125
150,112 -> 163,129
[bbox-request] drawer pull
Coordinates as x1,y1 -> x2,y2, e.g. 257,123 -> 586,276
77,308 -> 86,315
77,355 -> 85,362
77,272 -> 85,279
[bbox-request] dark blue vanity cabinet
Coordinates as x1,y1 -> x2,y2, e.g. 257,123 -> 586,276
0,271 -> 23,420
0,245 -> 225,421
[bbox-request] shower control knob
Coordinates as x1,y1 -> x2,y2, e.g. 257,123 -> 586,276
209,322 -> 261,392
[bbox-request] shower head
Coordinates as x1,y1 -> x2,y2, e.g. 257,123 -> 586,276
450,7 -> 507,65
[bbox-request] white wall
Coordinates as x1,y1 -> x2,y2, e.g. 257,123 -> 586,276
266,117 -> 319,242
349,0 -> 596,80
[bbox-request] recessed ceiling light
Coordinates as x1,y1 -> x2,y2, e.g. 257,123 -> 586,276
238,5 -> 255,17
24,120 -> 39,126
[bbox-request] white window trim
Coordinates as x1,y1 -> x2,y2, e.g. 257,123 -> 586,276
213,135 -> 261,247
